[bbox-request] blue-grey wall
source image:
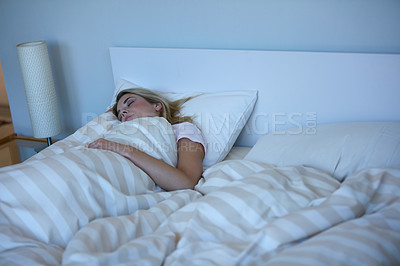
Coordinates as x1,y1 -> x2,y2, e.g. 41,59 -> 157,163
1,0 -> 400,139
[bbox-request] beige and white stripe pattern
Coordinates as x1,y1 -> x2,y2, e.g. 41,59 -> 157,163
0,114 -> 182,264
1,113 -> 399,265
63,161 -> 399,265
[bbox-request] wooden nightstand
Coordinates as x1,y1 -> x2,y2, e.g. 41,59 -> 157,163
0,121 -> 53,167
0,122 -> 20,167
0,60 -> 21,167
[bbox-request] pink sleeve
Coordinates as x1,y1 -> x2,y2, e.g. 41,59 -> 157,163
172,122 -> 207,152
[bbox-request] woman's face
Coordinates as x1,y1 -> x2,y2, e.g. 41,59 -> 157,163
116,93 -> 161,122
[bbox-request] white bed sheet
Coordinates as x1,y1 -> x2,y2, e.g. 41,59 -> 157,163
222,146 -> 251,161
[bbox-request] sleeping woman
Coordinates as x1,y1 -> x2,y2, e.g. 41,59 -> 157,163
0,87 -> 206,255
88,88 -> 206,191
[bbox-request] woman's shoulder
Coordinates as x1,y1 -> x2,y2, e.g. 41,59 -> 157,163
172,122 -> 207,149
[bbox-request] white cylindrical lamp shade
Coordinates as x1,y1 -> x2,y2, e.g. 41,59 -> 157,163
17,41 -> 62,138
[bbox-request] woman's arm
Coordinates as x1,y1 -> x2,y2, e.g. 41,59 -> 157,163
88,138 -> 204,191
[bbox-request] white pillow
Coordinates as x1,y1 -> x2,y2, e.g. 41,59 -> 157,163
244,122 -> 400,181
109,79 -> 258,168
107,79 -> 143,110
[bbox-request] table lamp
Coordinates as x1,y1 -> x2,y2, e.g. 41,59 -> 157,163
16,40 -> 62,146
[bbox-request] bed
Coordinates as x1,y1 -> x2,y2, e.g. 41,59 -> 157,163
1,47 -> 400,265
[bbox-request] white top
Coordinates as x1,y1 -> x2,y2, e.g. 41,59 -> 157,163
172,122 -> 207,152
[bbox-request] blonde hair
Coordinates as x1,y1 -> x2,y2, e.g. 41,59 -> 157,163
112,88 -> 194,124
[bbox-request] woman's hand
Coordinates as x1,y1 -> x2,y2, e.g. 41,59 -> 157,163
88,138 -> 204,191
88,138 -> 132,157
88,138 -> 115,151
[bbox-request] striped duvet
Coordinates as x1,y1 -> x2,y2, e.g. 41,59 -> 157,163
1,113 -> 399,265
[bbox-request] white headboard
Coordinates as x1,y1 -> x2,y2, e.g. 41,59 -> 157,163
110,47 -> 400,146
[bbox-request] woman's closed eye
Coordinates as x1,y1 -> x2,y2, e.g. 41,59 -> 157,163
124,97 -> 135,108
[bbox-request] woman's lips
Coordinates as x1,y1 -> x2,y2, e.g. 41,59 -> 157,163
124,114 -> 134,122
